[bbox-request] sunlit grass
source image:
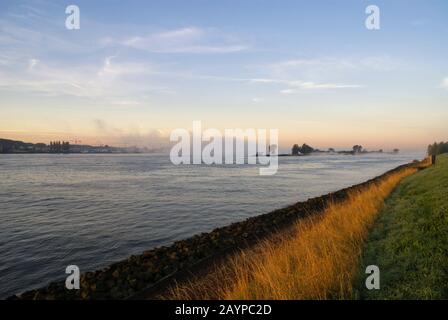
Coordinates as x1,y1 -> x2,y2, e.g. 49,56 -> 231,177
166,166 -> 419,300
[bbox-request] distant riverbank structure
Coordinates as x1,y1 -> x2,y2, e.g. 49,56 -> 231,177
0,138 -> 152,154
49,141 -> 70,153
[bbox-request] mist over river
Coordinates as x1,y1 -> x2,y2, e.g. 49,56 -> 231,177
0,152 -> 424,297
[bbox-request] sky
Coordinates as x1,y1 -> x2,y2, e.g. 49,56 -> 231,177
0,0 -> 447,152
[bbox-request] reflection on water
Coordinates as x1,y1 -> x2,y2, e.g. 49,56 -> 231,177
0,152 -> 423,297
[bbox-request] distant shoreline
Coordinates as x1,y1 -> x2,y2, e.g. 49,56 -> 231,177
276,150 -> 399,156
1,138 -> 401,156
0,138 -> 163,154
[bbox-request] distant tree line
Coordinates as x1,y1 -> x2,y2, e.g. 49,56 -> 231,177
290,143 -> 399,156
427,141 -> 448,156
352,145 -> 365,153
292,143 -> 315,155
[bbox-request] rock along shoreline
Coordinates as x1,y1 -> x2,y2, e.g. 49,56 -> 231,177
10,159 -> 428,300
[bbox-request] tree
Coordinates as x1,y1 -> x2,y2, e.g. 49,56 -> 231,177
427,141 -> 448,156
301,143 -> 314,154
292,144 -> 300,155
427,144 -> 434,156
352,145 -> 363,153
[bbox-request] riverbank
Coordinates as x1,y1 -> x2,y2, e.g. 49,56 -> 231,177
355,154 -> 448,299
11,158 -> 430,300
164,164 -> 420,299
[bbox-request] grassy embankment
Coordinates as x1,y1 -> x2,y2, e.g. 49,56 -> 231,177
355,154 -> 448,299
166,161 -> 430,299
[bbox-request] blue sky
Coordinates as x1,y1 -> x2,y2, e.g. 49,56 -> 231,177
0,0 -> 447,150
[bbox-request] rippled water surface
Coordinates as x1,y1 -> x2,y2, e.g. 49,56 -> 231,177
0,152 -> 424,297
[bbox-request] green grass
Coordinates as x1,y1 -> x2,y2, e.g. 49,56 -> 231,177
355,154 -> 448,299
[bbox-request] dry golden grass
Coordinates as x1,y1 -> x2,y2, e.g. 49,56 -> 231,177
166,167 -> 418,300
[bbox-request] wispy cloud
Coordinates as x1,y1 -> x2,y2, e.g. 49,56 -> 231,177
27,58 -> 38,71
439,77 -> 448,89
243,56 -> 397,93
261,56 -> 398,81
141,72 -> 363,92
97,56 -> 152,77
103,27 -> 248,54
280,83 -> 363,94
250,78 -> 363,93
268,56 -> 397,72
0,6 -> 174,105
0,2 -> 361,103
0,56 -> 170,104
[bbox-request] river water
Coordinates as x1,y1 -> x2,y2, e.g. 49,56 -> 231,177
0,151 -> 424,298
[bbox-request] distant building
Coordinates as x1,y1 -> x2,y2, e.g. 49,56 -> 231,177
34,143 -> 48,153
